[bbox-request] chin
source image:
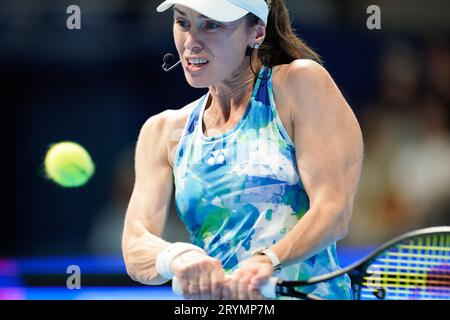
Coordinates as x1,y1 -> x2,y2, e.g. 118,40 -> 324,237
185,76 -> 212,89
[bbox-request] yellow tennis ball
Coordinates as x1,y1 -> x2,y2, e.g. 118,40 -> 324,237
44,141 -> 95,187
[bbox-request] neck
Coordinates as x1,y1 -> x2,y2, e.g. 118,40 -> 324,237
206,59 -> 262,124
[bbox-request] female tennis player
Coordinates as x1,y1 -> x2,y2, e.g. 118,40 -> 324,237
122,0 -> 364,300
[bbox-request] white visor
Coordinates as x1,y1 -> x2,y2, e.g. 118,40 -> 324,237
157,0 -> 269,25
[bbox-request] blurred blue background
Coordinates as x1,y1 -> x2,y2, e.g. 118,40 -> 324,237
0,0 -> 449,299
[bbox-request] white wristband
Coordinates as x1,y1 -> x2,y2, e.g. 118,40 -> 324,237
262,248 -> 281,268
156,242 -> 206,279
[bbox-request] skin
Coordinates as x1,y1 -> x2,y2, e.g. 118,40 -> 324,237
122,5 -> 364,300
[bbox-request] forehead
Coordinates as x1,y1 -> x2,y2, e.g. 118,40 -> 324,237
172,6 -> 248,28
173,6 -> 210,19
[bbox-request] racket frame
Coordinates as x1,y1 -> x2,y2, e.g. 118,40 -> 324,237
275,226 -> 450,300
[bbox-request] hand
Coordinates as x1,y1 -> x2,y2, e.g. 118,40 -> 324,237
170,250 -> 226,300
223,254 -> 274,300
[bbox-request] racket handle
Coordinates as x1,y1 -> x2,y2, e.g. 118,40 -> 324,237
172,275 -> 278,299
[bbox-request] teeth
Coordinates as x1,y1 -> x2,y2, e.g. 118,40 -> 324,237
188,58 -> 209,64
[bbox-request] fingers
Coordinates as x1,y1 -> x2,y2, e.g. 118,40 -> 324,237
198,275 -> 211,300
176,275 -> 191,298
172,253 -> 226,300
226,264 -> 273,300
227,274 -> 239,300
227,270 -> 257,300
248,286 -> 265,300
210,266 -> 225,300
249,268 -> 270,291
183,273 -> 266,300
188,279 -> 201,300
176,274 -> 200,300
221,277 -> 231,300
249,270 -> 269,300
238,274 -> 252,300
172,252 -> 273,300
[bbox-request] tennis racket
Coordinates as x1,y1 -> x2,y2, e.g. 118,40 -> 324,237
172,226 -> 450,300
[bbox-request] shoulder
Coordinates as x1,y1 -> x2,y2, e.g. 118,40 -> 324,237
285,59 -> 335,95
138,96 -> 204,165
272,59 -> 337,113
274,59 -> 363,150
140,97 -> 201,139
278,59 -> 349,123
287,58 -> 328,75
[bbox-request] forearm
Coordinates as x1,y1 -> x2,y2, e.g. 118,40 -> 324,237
271,203 -> 349,267
122,225 -> 171,285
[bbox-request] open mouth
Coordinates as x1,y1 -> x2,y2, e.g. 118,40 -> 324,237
186,58 -> 209,72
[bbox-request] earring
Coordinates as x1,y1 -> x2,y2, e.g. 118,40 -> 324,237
254,43 -> 260,50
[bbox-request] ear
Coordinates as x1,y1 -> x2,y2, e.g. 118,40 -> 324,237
251,22 -> 266,46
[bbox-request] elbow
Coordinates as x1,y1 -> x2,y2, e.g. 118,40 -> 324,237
125,265 -> 141,283
122,257 -> 140,282
335,221 -> 349,241
121,223 -> 171,286
124,258 -> 168,286
122,251 -> 143,282
333,206 -> 351,241
122,240 -> 139,281
122,247 -> 169,286
315,200 -> 351,241
126,268 -> 152,285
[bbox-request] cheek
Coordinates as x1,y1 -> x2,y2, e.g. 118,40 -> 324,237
221,48 -> 246,71
173,30 -> 184,53
212,39 -> 245,65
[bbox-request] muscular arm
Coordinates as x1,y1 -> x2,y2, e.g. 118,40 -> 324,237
272,60 -> 364,266
122,112 -> 174,285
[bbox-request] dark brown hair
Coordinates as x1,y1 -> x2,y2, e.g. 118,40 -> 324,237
246,0 -> 322,66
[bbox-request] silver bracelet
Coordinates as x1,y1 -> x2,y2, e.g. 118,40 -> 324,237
253,248 -> 282,272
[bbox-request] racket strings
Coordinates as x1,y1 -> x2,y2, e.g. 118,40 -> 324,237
361,233 -> 450,300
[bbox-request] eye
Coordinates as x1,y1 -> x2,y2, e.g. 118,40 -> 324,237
204,22 -> 222,30
175,20 -> 189,28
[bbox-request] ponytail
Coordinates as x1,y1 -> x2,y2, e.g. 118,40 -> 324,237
246,0 -> 322,67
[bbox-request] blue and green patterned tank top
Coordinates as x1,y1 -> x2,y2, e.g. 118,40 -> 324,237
172,65 -> 352,299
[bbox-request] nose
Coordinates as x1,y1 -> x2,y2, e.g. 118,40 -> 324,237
184,31 -> 204,54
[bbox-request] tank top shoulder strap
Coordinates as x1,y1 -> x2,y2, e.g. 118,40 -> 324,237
253,65 -> 273,105
173,94 -> 208,169
247,65 -> 295,148
187,94 -> 208,136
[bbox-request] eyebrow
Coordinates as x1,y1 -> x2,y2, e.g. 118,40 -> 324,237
173,8 -> 210,19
